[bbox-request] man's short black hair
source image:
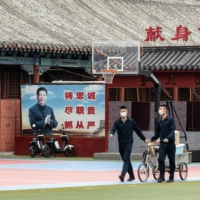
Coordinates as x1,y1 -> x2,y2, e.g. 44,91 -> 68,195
160,104 -> 167,109
120,106 -> 127,110
37,87 -> 47,95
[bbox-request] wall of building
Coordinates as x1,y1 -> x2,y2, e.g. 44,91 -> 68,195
106,71 -> 200,153
15,136 -> 105,157
108,100 -> 200,153
0,100 -> 20,152
1,64 -> 200,156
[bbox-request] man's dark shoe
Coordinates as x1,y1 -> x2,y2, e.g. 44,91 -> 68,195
157,178 -> 165,183
127,177 -> 135,181
167,179 -> 174,183
119,175 -> 124,182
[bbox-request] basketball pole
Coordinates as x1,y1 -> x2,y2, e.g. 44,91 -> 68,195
92,41 -> 188,148
138,63 -> 188,149
137,62 -> 161,135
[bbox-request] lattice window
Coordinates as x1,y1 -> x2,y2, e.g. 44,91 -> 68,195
160,88 -> 173,101
192,87 -> 200,102
20,70 -> 30,84
82,75 -> 95,81
146,88 -> 173,102
179,88 -> 190,101
125,88 -> 137,101
146,88 -> 154,102
70,73 -> 82,81
8,71 -> 20,99
109,88 -> 119,101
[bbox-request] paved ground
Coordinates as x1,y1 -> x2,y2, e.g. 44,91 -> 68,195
0,158 -> 200,191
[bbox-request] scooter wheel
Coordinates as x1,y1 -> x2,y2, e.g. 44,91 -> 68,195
29,146 -> 37,158
64,147 -> 75,157
42,146 -> 51,158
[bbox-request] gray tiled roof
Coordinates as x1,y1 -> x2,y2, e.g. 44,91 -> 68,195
93,46 -> 200,71
141,46 -> 200,70
0,0 -> 200,49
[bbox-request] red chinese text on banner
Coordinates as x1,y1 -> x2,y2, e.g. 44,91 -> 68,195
76,106 -> 84,114
64,121 -> 73,129
87,92 -> 96,100
64,106 -> 73,114
64,91 -> 73,100
76,91 -> 84,100
76,121 -> 84,129
87,106 -> 95,114
87,121 -> 95,129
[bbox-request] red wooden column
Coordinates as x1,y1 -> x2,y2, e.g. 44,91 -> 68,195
119,88 -> 125,101
173,87 -> 179,101
105,84 -> 109,152
33,65 -> 40,83
139,88 -> 147,102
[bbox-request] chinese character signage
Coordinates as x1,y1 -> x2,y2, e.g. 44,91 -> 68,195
21,84 -> 105,137
144,26 -> 165,42
144,24 -> 194,42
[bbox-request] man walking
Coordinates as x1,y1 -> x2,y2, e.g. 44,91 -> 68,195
151,104 -> 176,183
109,106 -> 149,182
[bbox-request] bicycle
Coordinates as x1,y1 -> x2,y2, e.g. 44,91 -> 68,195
138,143 -> 191,182
137,143 -> 160,182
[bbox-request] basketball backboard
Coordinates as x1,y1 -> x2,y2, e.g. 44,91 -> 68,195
92,41 -> 140,75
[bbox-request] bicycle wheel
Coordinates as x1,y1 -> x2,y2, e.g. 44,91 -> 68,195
137,163 -> 149,182
152,169 -> 160,180
179,162 -> 188,180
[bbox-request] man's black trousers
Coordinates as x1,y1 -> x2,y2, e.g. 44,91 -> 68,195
158,143 -> 176,179
119,143 -> 134,178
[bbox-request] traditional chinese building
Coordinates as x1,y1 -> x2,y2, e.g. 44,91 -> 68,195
0,0 -> 200,157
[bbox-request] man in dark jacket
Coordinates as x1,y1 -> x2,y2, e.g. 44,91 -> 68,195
29,87 -> 58,135
109,106 -> 148,182
151,104 -> 176,183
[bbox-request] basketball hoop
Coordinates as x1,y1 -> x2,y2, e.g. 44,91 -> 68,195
101,69 -> 118,84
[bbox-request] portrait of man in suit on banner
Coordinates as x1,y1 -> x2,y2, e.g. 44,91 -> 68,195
28,87 -> 58,135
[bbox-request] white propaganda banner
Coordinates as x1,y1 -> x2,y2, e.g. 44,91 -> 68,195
21,84 -> 105,137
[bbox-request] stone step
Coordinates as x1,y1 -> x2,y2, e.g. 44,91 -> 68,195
0,152 -> 14,156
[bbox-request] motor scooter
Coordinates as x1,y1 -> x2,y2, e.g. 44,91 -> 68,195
46,124 -> 75,157
29,124 -> 50,158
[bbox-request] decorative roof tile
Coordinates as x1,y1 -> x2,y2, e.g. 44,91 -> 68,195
141,46 -> 200,70
0,0 -> 200,51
